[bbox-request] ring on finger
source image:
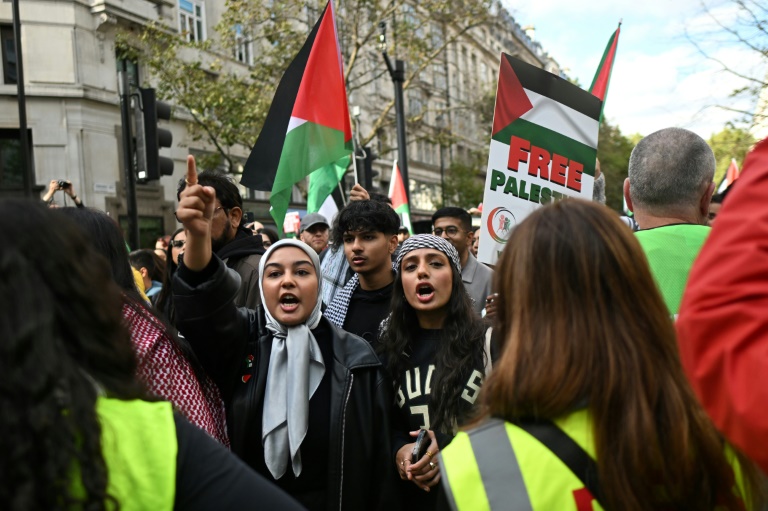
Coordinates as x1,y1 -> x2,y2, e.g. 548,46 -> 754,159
185,178 -> 193,186
429,461 -> 436,469
426,450 -> 434,458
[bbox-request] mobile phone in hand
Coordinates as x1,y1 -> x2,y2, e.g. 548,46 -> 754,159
411,429 -> 428,464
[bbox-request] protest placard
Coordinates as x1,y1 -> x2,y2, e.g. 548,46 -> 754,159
478,54 -> 603,265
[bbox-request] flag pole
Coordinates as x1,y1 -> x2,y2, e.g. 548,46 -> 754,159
337,181 -> 347,206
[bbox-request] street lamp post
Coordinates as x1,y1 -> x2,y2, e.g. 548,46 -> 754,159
379,22 -> 410,206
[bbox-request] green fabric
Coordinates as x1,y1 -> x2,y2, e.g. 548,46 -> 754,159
270,121 -> 353,232
307,154 -> 349,213
635,224 -> 710,316
71,398 -> 177,510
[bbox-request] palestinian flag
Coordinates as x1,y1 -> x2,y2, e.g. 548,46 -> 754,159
389,160 -> 412,233
717,158 -> 740,193
477,54 -> 602,265
241,0 -> 352,231
589,23 -> 621,120
490,54 -> 602,178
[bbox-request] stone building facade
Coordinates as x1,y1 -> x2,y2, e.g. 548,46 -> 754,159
0,0 -> 565,243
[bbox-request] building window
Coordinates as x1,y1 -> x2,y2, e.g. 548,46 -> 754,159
0,128 -> 33,191
1,25 -> 16,84
234,25 -> 253,65
179,0 -> 206,43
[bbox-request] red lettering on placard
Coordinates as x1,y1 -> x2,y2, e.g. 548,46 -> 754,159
573,488 -> 595,511
551,153 -> 568,187
508,136 -> 531,172
566,160 -> 584,192
529,145 -> 551,179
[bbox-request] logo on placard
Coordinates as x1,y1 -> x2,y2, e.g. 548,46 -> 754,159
487,207 -> 515,244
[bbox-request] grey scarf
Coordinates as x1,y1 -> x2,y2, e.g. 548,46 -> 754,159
258,239 -> 325,479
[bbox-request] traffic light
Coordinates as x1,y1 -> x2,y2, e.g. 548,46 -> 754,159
135,87 -> 173,181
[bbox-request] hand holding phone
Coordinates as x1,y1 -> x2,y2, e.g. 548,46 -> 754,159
411,429 -> 428,464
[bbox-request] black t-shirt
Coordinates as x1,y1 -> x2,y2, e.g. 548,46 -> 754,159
342,282 -> 394,343
390,328 -> 486,511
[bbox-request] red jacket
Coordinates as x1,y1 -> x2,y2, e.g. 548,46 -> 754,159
676,136 -> 768,474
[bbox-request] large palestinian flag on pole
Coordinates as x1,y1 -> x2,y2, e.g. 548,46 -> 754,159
478,54 -> 602,265
241,0 -> 352,231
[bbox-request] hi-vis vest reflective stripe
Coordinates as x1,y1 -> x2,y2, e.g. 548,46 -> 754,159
440,411 -> 603,511
71,398 -> 177,510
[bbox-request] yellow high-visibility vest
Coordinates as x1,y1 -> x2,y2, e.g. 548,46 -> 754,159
440,410 -> 602,511
70,398 -> 177,510
441,409 -> 751,511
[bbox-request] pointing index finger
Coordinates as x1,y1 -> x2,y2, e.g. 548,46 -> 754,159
186,155 -> 198,187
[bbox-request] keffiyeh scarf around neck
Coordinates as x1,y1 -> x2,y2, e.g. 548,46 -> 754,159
258,239 -> 325,479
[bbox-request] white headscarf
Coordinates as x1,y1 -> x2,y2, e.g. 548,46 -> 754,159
258,239 -> 325,479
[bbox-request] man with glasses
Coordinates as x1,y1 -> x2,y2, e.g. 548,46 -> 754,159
177,170 -> 265,309
432,207 -> 494,316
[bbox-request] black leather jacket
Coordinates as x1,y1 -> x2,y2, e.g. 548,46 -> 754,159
173,257 -> 398,511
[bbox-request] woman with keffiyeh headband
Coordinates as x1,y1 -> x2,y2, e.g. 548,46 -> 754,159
378,234 -> 494,511
172,156 -> 398,511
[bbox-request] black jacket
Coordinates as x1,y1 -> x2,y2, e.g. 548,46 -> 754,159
173,257 -> 398,511
215,226 -> 265,309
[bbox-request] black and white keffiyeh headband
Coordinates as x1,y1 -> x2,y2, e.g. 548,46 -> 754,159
394,234 -> 462,273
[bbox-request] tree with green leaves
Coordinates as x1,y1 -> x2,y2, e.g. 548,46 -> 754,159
596,119 -> 634,213
120,0 -> 499,173
708,124 -> 756,185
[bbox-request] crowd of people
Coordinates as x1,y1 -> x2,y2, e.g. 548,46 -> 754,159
2,126 -> 768,510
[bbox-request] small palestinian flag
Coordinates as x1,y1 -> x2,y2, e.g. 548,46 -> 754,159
491,54 -> 602,178
717,158 -> 740,193
590,23 -> 621,114
388,160 -> 412,233
241,0 -> 352,231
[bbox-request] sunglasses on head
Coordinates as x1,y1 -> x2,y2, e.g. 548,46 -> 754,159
170,240 -> 186,248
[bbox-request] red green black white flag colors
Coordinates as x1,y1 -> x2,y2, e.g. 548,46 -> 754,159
241,0 -> 352,231
478,54 -> 602,265
388,160 -> 412,233
717,158 -> 740,193
589,23 -> 621,120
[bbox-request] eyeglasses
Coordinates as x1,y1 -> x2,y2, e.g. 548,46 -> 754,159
432,226 -> 465,237
170,240 -> 186,248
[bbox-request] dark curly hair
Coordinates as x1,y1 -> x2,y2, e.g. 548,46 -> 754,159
378,259 -> 486,433
0,199 -> 143,510
331,199 -> 400,246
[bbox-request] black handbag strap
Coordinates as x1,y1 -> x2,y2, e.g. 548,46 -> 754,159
516,418 -> 605,506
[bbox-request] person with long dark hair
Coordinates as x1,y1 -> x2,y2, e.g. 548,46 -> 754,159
172,157 -> 397,510
57,208 -> 228,446
0,199 -> 302,510
439,199 -> 765,511
379,234 -> 491,510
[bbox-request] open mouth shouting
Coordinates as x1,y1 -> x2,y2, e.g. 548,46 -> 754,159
415,283 -> 435,303
280,293 -> 300,313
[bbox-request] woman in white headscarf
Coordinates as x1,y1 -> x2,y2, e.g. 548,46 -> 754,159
172,156 -> 398,511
